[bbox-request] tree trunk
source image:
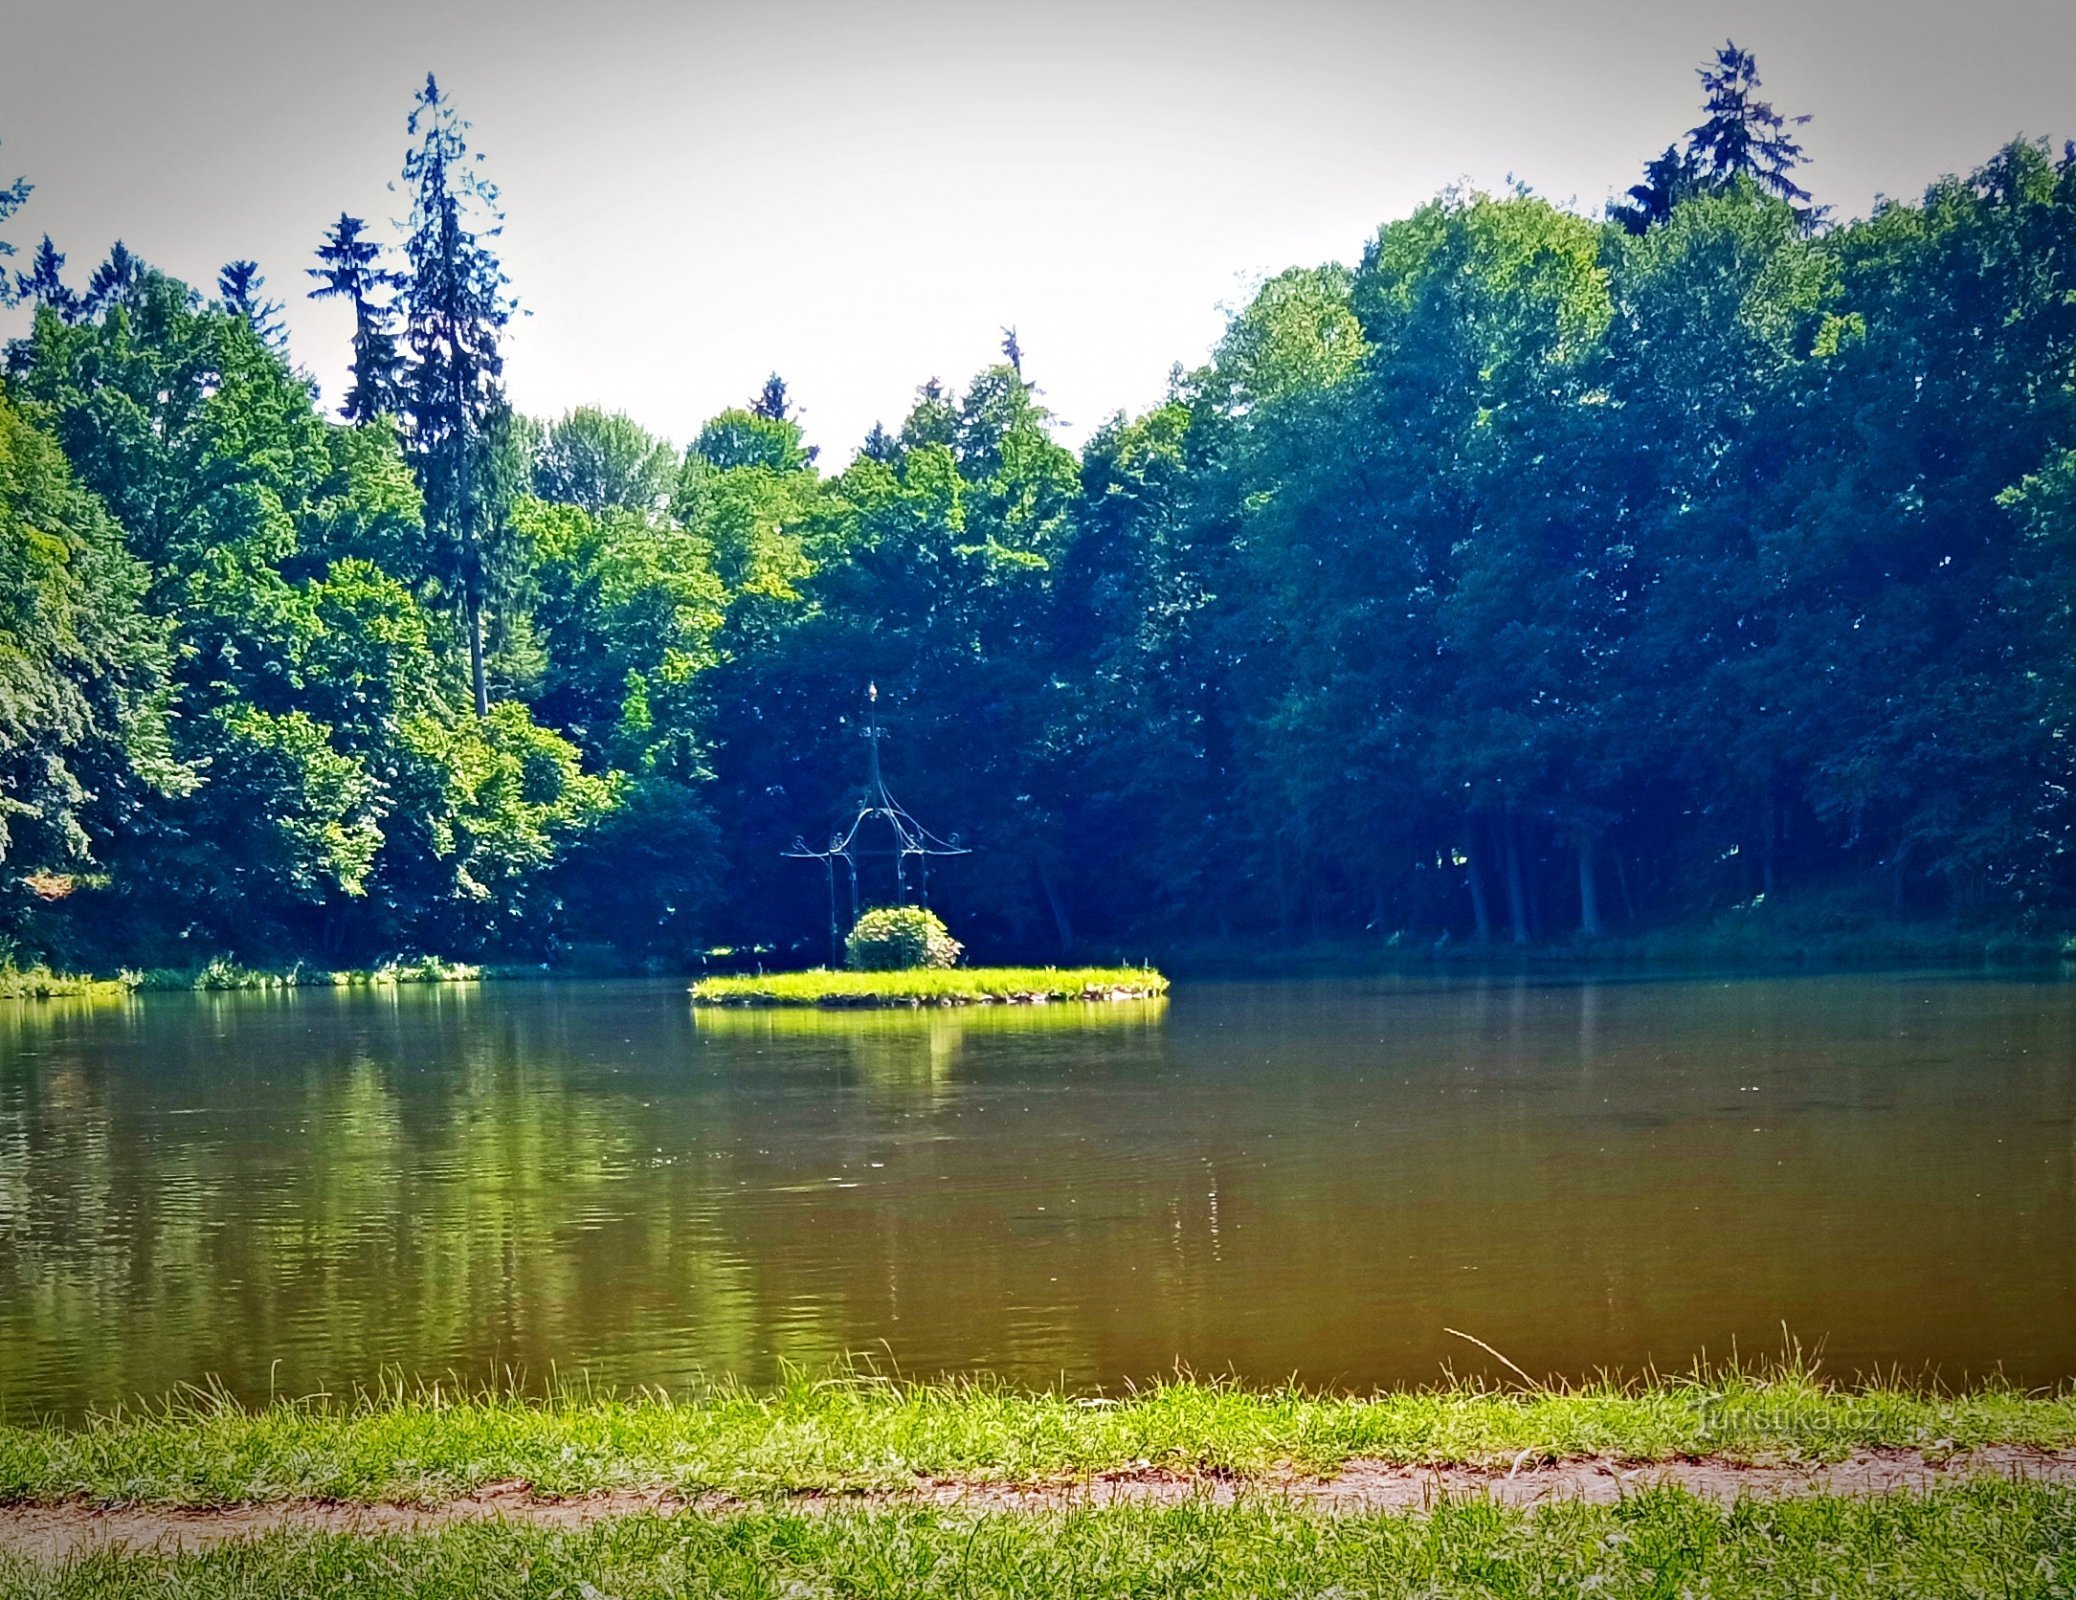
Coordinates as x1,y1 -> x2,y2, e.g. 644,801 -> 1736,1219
457,357 -> 489,719
1760,775 -> 1777,898
1464,817 -> 1493,945
467,597 -> 489,720
1577,831 -> 1601,939
1502,805 -> 1530,945
1614,849 -> 1637,924
1036,860 -> 1074,957
1272,833 -> 1293,944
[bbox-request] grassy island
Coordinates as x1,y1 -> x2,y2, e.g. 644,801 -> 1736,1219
690,966 -> 1169,1008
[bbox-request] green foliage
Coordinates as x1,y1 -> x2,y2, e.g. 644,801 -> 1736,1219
197,705 -> 384,904
0,961 -> 128,1000
0,385 -> 180,944
844,905 -> 962,970
8,110 -> 2076,972
691,406 -> 811,475
534,406 -> 676,518
383,701 -> 617,949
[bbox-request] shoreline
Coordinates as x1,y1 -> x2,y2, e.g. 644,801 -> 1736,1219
6,1371 -> 2074,1508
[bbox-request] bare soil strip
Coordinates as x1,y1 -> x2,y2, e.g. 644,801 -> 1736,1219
5,1449 -> 2074,1563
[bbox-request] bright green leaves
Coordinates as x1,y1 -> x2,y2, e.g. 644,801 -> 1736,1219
0,385 -> 176,888
1356,191 -> 1611,383
1213,265 -> 1366,408
392,701 -> 616,934
201,705 -> 383,903
516,496 -> 725,775
534,407 -> 677,518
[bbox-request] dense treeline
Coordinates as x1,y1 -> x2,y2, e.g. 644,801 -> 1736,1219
3,50 -> 2075,969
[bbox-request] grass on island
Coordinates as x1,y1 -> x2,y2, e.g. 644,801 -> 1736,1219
5,1365 -> 2074,1508
691,965 -> 1169,1007
8,1483 -> 2075,1598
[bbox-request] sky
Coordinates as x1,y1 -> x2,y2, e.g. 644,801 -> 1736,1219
3,0 -> 2073,457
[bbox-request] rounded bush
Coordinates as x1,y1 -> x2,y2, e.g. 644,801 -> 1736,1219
844,906 -> 963,971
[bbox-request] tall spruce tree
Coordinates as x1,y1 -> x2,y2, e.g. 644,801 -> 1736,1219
1688,43 -> 1814,209
396,72 -> 516,719
308,213 -> 405,423
1615,44 -> 1817,234
1611,144 -> 1706,235
751,372 -> 793,421
217,259 -> 289,352
12,235 -> 77,319
82,241 -> 141,318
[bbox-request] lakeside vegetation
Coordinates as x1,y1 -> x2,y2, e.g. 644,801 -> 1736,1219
5,1368 -> 2073,1506
133,955 -> 484,991
0,963 -> 129,1001
8,1485 -> 2076,1599
691,967 -> 1169,1007
1,956 -> 482,998
2,49 -> 2075,976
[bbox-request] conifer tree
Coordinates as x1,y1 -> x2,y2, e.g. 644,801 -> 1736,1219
83,241 -> 141,318
396,72 -> 517,719
859,420 -> 901,464
12,235 -> 77,320
217,259 -> 289,352
1610,145 -> 1706,235
1688,42 -> 1814,209
308,213 -> 405,423
1615,43 -> 1817,233
751,372 -> 793,421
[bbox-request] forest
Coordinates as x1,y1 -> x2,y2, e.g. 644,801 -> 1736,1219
2,47 -> 2074,972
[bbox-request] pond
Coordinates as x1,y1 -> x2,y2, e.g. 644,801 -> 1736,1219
2,973 -> 2072,1419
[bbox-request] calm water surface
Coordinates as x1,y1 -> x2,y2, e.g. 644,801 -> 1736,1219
2,973 -> 2072,1418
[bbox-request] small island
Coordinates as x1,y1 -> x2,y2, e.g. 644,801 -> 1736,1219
691,907 -> 1167,1007
691,965 -> 1169,1008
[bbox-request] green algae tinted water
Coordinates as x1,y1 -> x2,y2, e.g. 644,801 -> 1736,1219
1,974 -> 2071,1418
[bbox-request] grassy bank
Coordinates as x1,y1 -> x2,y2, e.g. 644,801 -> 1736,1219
691,966 -> 1170,1007
7,1484 -> 2075,1597
0,965 -> 130,1002
5,1369 -> 2074,1507
133,955 -> 484,991
4,956 -> 489,999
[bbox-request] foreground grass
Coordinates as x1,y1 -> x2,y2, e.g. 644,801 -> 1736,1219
7,1484 -> 2075,1597
691,966 -> 1169,1007
5,1369 -> 2073,1507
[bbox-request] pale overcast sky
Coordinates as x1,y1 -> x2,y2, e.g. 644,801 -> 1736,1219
3,0 -> 2072,457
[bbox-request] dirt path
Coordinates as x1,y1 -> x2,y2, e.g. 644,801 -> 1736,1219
5,1448 -> 2074,1562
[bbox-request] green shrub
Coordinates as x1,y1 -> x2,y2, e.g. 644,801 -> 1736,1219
844,906 -> 963,971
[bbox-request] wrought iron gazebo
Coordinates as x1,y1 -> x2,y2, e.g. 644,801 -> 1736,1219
784,685 -> 969,964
